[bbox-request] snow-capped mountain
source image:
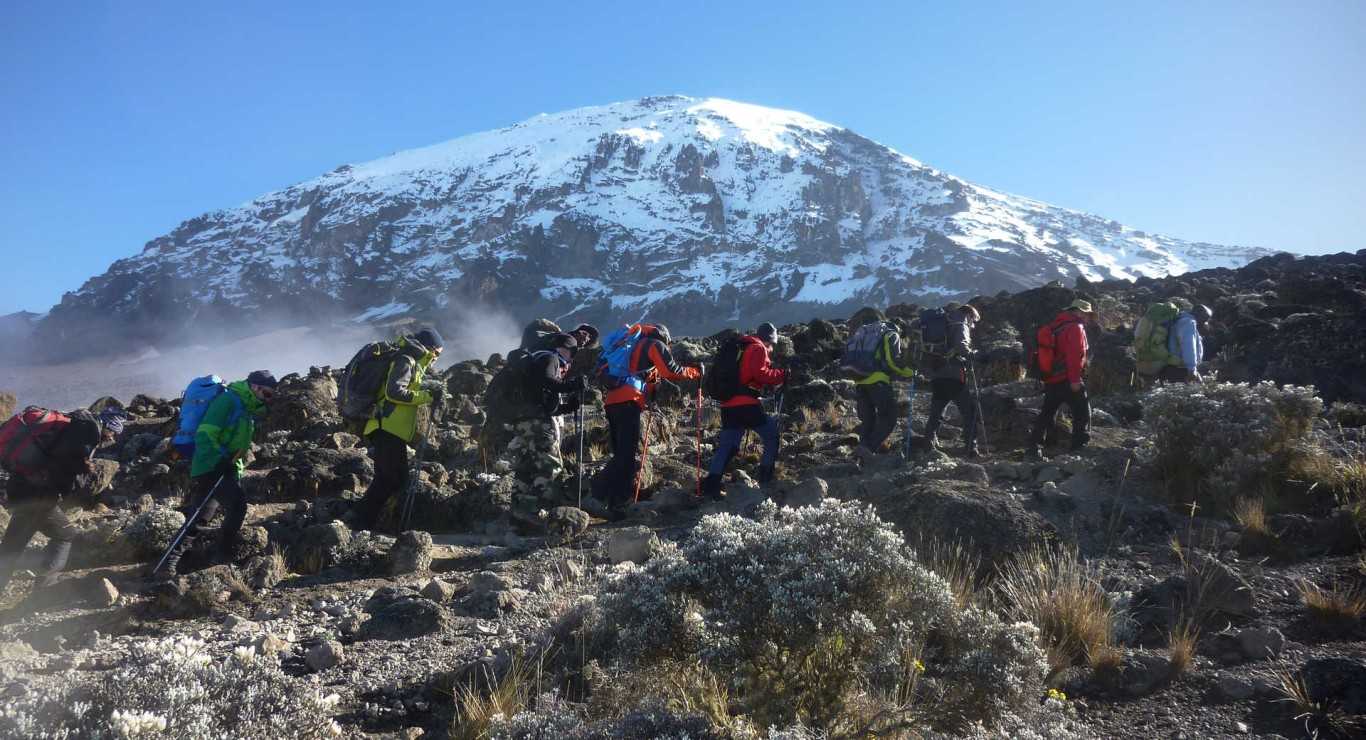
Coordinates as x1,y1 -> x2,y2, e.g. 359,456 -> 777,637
37,95 -> 1274,358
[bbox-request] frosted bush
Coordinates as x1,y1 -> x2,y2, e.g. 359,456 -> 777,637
121,506 -> 187,560
581,499 -> 1048,733
1144,381 -> 1323,507
0,635 -> 342,739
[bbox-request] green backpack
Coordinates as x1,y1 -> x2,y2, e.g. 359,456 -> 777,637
1133,302 -> 1182,375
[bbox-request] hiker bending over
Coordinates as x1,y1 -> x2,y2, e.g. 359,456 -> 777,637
701,322 -> 787,499
1027,300 -> 1092,459
922,303 -> 983,458
843,310 -> 915,456
159,371 -> 275,577
0,408 -> 122,592
593,324 -> 700,520
354,329 -> 443,530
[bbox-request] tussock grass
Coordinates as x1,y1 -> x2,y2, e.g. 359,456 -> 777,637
450,653 -> 539,740
1166,618 -> 1199,679
1232,496 -> 1269,536
910,535 -> 983,609
1297,578 -> 1366,633
1269,660 -> 1366,739
995,544 -> 1115,676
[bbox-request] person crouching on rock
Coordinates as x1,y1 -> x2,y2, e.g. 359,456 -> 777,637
159,371 -> 276,578
354,328 -> 444,531
701,322 -> 788,499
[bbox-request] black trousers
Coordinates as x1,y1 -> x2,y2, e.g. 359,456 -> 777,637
595,402 -> 643,509
358,429 -> 410,529
855,382 -> 898,452
0,497 -> 78,582
172,468 -> 247,561
1029,382 -> 1091,449
925,378 -> 979,447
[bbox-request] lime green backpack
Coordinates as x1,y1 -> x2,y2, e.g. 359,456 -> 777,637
1133,302 -> 1182,375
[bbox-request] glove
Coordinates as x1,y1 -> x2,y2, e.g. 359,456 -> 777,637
412,390 -> 434,405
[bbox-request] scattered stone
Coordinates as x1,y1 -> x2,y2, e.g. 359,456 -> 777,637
607,526 -> 661,564
386,530 -> 434,575
1234,721 -> 1249,734
544,506 -> 590,545
1035,466 -> 1065,483
324,432 -> 361,450
1189,554 -> 1258,617
253,632 -> 290,657
89,578 -> 119,607
1216,674 -> 1255,701
243,554 -> 287,590
1236,626 -> 1285,661
420,578 -> 456,603
223,614 -> 259,633
358,598 -> 450,641
306,640 -> 344,671
785,477 -> 828,508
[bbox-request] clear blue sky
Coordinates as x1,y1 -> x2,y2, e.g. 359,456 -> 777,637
3,0 -> 1363,314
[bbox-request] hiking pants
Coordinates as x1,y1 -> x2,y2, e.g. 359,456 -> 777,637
358,429 -> 409,529
598,402 -> 643,509
924,378 -> 978,447
170,468 -> 247,564
708,405 -> 779,476
0,497 -> 78,588
854,382 -> 898,452
1029,382 -> 1091,449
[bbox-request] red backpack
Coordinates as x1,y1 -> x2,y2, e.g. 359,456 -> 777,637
1028,319 -> 1078,380
0,407 -> 71,478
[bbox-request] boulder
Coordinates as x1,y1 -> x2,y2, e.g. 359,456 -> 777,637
386,530 -> 434,575
1188,554 -> 1258,617
306,640 -> 345,672
1236,626 -> 1285,661
607,526 -> 661,564
784,380 -> 839,411
89,577 -> 120,607
784,477 -> 828,508
242,554 -> 287,590
358,598 -> 450,641
544,506 -> 590,545
75,459 -> 120,498
420,578 -> 457,603
261,371 -> 338,435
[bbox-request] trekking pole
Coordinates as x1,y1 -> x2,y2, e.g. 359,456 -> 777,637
633,407 -> 651,504
400,416 -> 430,532
575,388 -> 585,509
694,385 -> 703,498
969,360 -> 990,454
902,374 -> 918,459
150,475 -> 224,577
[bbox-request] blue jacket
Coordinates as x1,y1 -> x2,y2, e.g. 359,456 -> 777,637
1167,313 -> 1203,371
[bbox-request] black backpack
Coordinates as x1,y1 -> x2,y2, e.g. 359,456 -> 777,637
703,335 -> 747,401
337,341 -> 400,422
912,308 -> 949,369
485,349 -> 555,414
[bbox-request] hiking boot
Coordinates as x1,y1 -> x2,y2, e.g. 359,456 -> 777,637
700,473 -> 724,502
606,505 -> 629,523
1025,445 -> 1044,462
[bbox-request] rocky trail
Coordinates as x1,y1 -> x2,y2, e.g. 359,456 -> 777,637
2,250 -> 1364,739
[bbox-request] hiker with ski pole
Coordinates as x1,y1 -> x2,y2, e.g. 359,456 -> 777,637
592,323 -> 701,521
920,303 -> 984,458
839,310 -> 915,460
153,370 -> 276,578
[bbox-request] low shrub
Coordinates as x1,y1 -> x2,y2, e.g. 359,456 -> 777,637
1144,381 -> 1323,512
575,500 -> 1050,735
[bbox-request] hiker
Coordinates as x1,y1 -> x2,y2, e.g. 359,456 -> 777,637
158,371 -> 276,577
1027,299 -> 1093,459
504,333 -> 588,507
843,310 -> 915,456
1162,304 -> 1211,383
0,408 -> 123,592
353,328 -> 444,530
922,303 -> 983,457
700,322 -> 787,499
594,324 -> 701,519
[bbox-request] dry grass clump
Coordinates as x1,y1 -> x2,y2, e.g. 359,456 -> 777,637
450,653 -> 540,740
909,535 -> 983,609
995,544 -> 1116,676
1269,660 -> 1366,739
1297,578 -> 1366,633
1286,448 -> 1366,504
1166,618 -> 1200,678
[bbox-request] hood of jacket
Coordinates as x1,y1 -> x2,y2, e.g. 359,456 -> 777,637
228,380 -> 267,417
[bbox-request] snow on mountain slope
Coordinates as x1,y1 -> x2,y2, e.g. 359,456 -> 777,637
39,95 -> 1275,358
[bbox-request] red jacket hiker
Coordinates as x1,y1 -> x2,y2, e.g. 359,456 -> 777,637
603,336 -> 701,409
1042,312 -> 1088,386
722,336 -> 788,408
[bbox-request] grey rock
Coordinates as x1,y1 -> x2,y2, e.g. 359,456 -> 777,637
306,640 -> 344,671
358,598 -> 450,641
1217,675 -> 1255,701
386,530 -> 434,575
420,578 -> 457,603
1235,626 -> 1285,661
785,477 -> 828,508
253,632 -> 290,657
544,506 -> 590,545
222,614 -> 259,633
1189,554 -> 1258,617
1035,466 -> 1065,483
90,577 -> 119,607
607,526 -> 661,564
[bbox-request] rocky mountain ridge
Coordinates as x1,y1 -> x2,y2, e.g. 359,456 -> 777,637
32,96 -> 1275,361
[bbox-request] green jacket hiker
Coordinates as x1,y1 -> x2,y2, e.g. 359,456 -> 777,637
855,332 -> 915,386
190,380 -> 267,478
362,334 -> 440,444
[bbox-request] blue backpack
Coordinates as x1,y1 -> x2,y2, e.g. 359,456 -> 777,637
595,324 -> 649,392
172,375 -> 244,453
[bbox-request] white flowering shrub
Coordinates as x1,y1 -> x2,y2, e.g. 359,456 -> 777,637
1144,381 -> 1323,509
120,506 -> 187,560
578,500 -> 1049,734
0,636 -> 342,739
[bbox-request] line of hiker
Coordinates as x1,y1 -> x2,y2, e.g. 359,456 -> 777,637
1,295 -> 1211,591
